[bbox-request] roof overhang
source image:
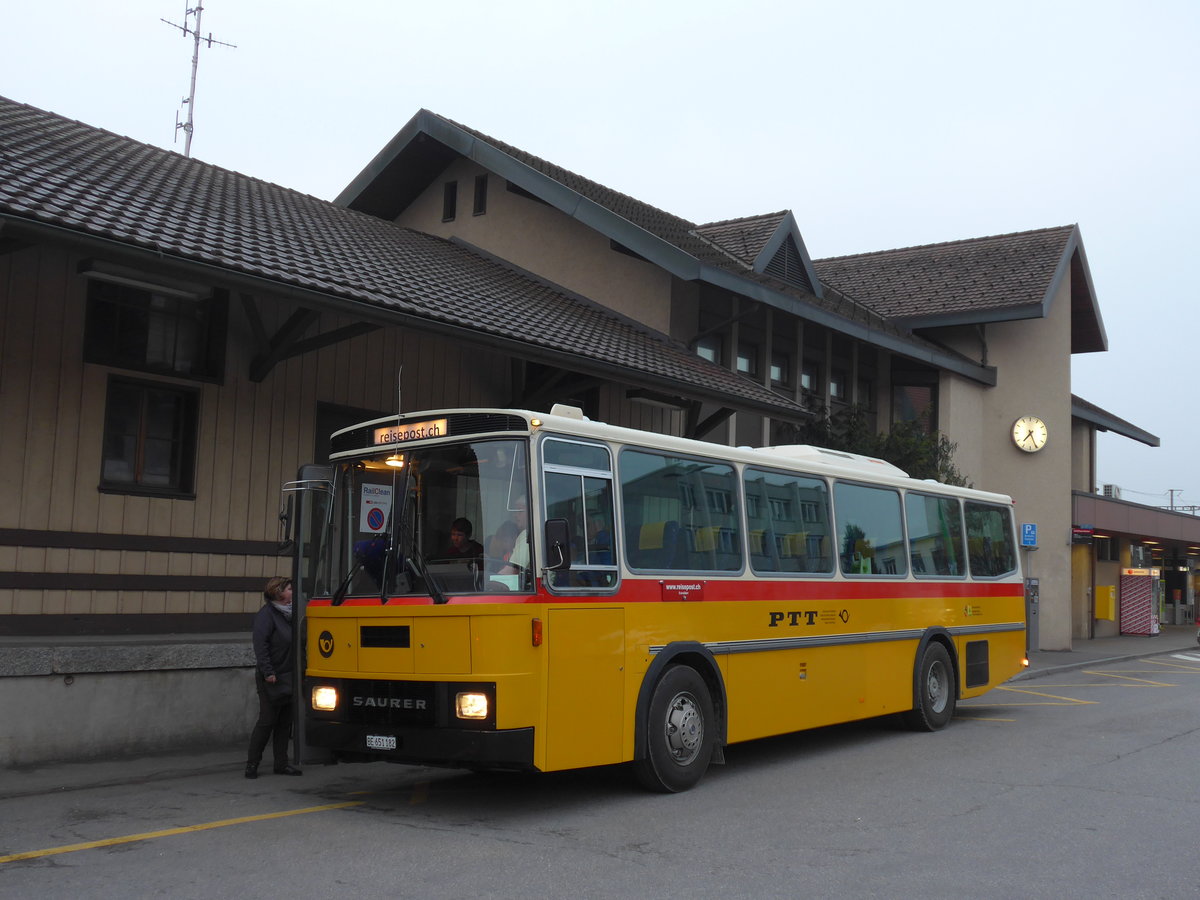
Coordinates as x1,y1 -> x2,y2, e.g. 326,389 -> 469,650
1072,394 -> 1159,447
1,214 -> 805,422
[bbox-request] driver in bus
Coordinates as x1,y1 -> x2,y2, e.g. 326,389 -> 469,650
443,517 -> 483,560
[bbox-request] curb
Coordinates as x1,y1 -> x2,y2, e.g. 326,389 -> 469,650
1011,642 -> 1200,682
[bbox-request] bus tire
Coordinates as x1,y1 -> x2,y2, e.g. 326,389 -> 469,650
633,665 -> 715,793
902,641 -> 955,732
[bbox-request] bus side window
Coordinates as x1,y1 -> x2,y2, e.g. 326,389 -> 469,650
905,493 -> 965,577
543,438 -> 617,589
621,448 -> 741,572
744,467 -> 832,575
833,482 -> 907,577
965,502 -> 1017,577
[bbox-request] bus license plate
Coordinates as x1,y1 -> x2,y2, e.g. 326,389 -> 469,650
366,734 -> 397,750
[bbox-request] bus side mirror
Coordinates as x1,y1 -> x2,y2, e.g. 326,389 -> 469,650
544,518 -> 572,571
277,495 -> 295,555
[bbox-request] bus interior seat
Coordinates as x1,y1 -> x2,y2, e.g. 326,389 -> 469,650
637,520 -> 681,568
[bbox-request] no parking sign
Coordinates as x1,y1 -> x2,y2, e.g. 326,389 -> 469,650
359,484 -> 392,533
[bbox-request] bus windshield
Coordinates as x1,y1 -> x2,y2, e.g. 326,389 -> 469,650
319,437 -> 531,602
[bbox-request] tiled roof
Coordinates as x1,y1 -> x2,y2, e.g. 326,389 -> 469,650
813,226 -> 1078,321
0,95 -> 802,416
694,212 -> 789,266
397,115 -> 977,364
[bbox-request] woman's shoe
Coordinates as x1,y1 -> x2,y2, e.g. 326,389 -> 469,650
244,762 -> 258,779
273,765 -> 303,776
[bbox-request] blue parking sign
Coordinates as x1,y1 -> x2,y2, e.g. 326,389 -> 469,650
1021,523 -> 1037,547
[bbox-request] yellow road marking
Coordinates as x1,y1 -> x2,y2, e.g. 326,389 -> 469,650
993,686 -> 1096,705
1144,659 -> 1200,672
0,800 -> 362,865
955,715 -> 1015,723
1085,670 -> 1175,686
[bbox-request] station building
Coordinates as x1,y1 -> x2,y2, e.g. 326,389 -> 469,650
1,96 -> 1196,764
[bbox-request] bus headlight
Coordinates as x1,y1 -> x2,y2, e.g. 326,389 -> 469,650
455,692 -> 489,720
312,685 -> 339,711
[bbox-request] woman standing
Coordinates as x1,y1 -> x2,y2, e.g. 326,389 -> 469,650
245,576 -> 302,778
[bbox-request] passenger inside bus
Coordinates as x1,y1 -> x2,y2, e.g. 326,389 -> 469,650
442,517 -> 483,560
486,520 -> 519,564
500,500 -> 529,575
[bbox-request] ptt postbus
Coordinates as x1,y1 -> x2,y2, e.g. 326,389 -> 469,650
294,404 -> 1026,791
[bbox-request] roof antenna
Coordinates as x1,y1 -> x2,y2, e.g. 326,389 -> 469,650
161,4 -> 236,158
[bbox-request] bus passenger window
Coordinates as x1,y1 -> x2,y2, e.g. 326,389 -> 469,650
621,449 -> 741,572
833,482 -> 907,577
965,502 -> 1017,577
905,493 -> 965,577
744,468 -> 832,574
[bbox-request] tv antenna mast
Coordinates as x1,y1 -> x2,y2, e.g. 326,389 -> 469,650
161,4 -> 236,157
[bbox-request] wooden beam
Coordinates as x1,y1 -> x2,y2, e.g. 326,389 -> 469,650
688,406 -> 734,440
248,308 -> 319,382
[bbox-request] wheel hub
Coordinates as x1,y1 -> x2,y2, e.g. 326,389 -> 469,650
664,692 -> 702,765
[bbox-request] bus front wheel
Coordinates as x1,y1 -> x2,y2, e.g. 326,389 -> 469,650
902,642 -> 955,731
633,665 -> 715,793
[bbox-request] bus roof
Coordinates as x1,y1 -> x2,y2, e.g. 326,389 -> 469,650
332,405 -> 1014,506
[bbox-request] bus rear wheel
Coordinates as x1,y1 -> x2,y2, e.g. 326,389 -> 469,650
633,665 -> 715,793
902,642 -> 955,731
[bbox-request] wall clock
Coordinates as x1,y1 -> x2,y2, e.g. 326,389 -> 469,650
1012,416 -> 1048,453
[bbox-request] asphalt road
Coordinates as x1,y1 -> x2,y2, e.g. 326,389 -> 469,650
3,650 -> 1199,899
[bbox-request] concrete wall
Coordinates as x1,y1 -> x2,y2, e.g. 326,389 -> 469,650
1,637 -> 254,767
393,157 -> 675,334
932,274 -> 1076,649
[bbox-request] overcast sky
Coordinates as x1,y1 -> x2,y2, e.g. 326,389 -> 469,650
3,1 -> 1196,514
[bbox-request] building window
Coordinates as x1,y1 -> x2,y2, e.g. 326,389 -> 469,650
84,280 -> 225,381
695,334 -> 722,365
442,181 -> 458,222
893,383 -> 938,433
473,174 -> 488,216
770,351 -> 791,387
801,361 -> 821,396
830,368 -> 848,402
857,377 -> 875,410
737,343 -> 759,377
100,376 -> 199,497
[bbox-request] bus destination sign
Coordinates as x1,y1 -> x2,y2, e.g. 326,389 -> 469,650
374,418 -> 449,445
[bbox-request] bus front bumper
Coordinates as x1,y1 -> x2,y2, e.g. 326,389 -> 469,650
307,720 -> 536,771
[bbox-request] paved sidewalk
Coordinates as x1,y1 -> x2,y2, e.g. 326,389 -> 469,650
1016,623 -> 1200,680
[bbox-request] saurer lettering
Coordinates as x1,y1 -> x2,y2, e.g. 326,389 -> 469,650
353,697 -> 428,710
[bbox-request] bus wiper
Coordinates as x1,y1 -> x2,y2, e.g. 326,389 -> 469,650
407,545 -> 448,605
331,560 -> 363,607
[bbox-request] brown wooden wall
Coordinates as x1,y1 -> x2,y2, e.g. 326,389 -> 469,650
0,241 -> 511,628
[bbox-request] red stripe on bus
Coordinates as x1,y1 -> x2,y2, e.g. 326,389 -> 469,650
306,578 -> 1021,608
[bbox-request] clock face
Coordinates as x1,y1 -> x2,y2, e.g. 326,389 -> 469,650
1012,416 -> 1048,453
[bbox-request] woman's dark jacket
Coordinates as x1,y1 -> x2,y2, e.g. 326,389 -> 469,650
252,603 -> 294,699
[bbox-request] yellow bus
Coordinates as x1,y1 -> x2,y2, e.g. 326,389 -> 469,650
299,404 -> 1026,791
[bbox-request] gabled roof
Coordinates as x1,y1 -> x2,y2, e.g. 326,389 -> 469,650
1072,395 -> 1159,447
0,95 -> 803,418
695,211 -> 821,297
813,226 -> 1108,353
336,110 -> 998,386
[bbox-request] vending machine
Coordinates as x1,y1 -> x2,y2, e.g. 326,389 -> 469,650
1118,567 -> 1160,636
